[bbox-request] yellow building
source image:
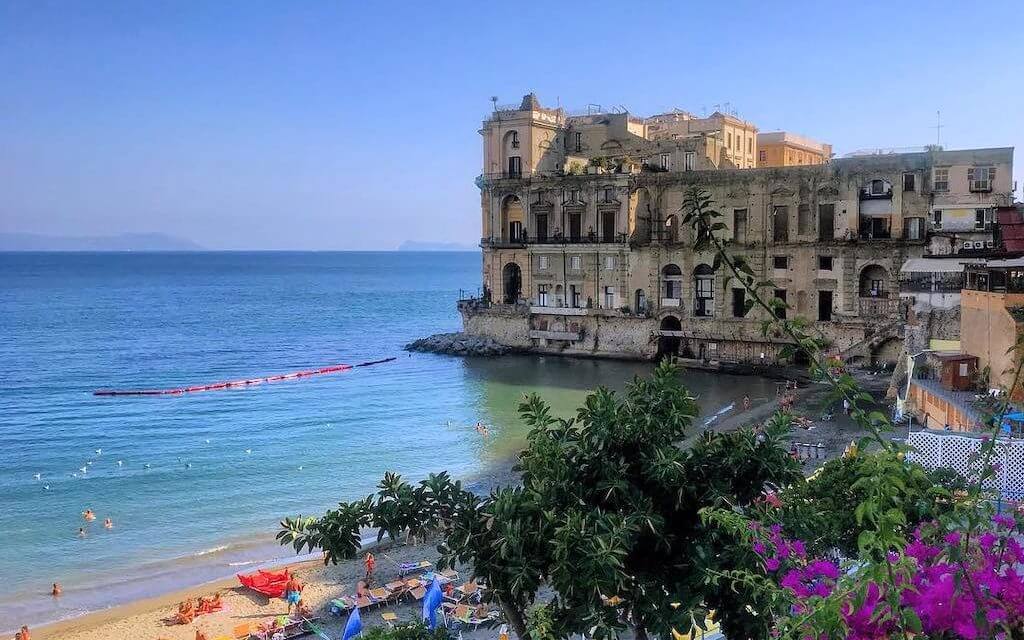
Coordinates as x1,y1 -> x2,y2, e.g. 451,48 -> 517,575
757,131 -> 831,167
961,259 -> 1024,398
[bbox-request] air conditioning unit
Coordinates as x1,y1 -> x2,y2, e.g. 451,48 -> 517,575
963,241 -> 974,249
986,240 -> 995,248
973,241 -> 985,249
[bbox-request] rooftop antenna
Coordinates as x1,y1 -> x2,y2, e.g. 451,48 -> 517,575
932,110 -> 945,146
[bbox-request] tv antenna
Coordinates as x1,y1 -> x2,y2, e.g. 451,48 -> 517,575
932,110 -> 944,145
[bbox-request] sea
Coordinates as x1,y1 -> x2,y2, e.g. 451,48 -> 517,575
0,251 -> 773,631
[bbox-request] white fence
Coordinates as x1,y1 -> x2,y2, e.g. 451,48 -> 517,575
907,430 -> 1024,501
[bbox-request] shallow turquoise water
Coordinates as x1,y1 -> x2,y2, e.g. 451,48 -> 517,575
0,251 -> 772,629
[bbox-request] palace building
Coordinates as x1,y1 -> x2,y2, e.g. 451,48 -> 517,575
461,94 -> 1015,365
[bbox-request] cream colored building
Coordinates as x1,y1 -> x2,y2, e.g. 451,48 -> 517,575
464,94 -> 1015,365
757,131 -> 832,167
645,110 -> 758,169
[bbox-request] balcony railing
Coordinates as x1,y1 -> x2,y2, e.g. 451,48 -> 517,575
858,296 -> 902,317
482,232 -> 627,247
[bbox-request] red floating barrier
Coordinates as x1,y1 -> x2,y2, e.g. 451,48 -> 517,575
92,357 -> 396,397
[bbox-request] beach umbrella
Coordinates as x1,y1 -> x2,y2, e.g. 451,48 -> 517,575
422,576 -> 443,629
342,605 -> 362,640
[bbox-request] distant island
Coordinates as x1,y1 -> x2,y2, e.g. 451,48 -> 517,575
397,240 -> 477,252
0,232 -> 204,251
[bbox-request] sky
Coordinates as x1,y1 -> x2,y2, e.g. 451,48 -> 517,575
1,1 -> 1022,250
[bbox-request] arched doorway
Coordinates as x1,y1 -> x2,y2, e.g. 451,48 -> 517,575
657,315 -> 682,360
502,263 -> 522,304
500,195 -> 525,242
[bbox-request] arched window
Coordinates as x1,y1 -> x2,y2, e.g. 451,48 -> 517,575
662,264 -> 683,299
694,264 -> 714,317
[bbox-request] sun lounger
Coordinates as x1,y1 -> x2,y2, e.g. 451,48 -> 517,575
381,611 -> 398,627
398,560 -> 432,576
410,586 -> 426,600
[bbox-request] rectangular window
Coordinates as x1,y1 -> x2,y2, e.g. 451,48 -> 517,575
969,167 -> 994,192
818,256 -> 833,270
818,204 -> 835,241
933,210 -> 943,230
538,255 -> 549,270
507,156 -> 521,177
510,131 -> 520,149
904,217 -> 924,240
774,289 -> 788,319
933,168 -> 949,191
727,132 -> 732,148
818,291 -> 833,322
797,204 -> 812,235
733,208 -> 748,243
569,213 -> 582,241
604,256 -> 615,270
574,132 -> 582,152
602,210 -> 616,243
870,179 -> 885,195
603,187 -> 614,202
773,206 -> 789,242
773,256 -> 789,269
660,153 -> 670,170
604,286 -> 615,309
509,220 -> 523,241
569,284 -> 581,308
683,151 -> 695,171
535,214 -> 548,242
903,172 -> 916,191
732,288 -> 746,318
569,255 -> 581,270
976,208 -> 989,230
538,284 -> 549,307
759,149 -> 767,162
747,138 -> 752,153
694,277 -> 714,317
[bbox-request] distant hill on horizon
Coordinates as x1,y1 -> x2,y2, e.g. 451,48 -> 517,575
397,240 -> 477,252
0,232 -> 204,251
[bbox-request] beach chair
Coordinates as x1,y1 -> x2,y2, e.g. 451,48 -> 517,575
381,611 -> 399,628
410,586 -> 426,601
398,560 -> 432,576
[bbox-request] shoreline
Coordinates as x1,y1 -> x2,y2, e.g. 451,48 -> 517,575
20,369 -> 886,639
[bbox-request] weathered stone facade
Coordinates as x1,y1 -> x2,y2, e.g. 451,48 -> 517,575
464,94 -> 1014,364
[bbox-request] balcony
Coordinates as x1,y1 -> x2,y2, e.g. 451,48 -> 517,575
482,232 -> 627,247
660,298 -> 681,308
858,296 -> 902,317
530,306 -> 587,316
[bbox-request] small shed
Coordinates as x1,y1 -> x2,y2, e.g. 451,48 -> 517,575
934,353 -> 978,391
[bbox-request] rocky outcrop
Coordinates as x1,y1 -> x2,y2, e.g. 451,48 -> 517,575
405,332 -> 514,357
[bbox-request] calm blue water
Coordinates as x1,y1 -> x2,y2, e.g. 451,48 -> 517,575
0,252 -> 771,630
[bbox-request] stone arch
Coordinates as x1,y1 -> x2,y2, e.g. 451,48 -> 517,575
859,264 -> 889,297
500,195 -> 525,242
502,262 -> 522,304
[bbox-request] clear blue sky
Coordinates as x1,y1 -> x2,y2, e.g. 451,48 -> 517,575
2,1 -> 1021,250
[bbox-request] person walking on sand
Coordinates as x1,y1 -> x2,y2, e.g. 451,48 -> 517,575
283,574 -> 303,615
364,552 -> 376,583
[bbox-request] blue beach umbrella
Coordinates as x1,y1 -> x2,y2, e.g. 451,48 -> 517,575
342,605 -> 362,640
422,576 -> 444,629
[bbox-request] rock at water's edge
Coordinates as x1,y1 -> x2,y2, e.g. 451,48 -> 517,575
405,332 -> 513,357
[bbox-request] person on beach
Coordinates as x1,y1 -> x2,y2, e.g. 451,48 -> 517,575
364,552 -> 376,583
283,575 -> 303,615
16,626 -> 30,640
51,583 -> 61,597
194,629 -> 208,640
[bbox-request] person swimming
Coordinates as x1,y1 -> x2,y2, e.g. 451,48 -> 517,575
474,422 -> 490,437
82,509 -> 95,521
78,528 -> 86,537
51,583 -> 62,597
103,518 -> 113,529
